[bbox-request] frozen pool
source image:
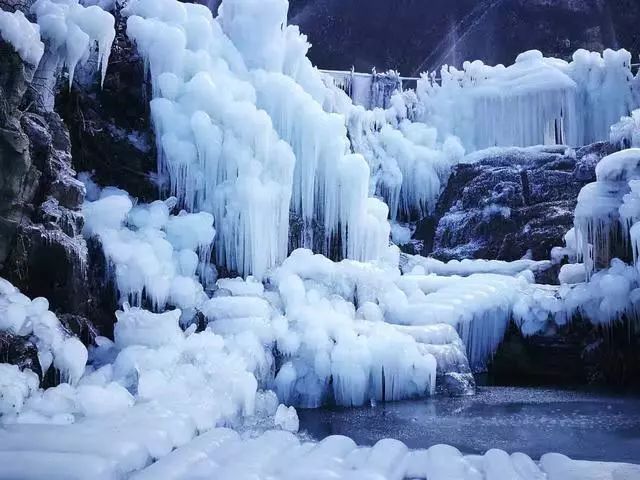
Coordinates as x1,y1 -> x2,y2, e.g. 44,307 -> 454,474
298,386 -> 640,463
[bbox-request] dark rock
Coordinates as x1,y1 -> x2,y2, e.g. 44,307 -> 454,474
0,39 -> 90,322
439,372 -> 476,396
425,145 -> 607,268
488,318 -> 640,389
57,11 -> 157,202
58,314 -> 99,346
0,332 -> 41,379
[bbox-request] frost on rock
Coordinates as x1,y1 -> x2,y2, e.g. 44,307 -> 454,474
0,9 -> 44,66
0,278 -> 88,385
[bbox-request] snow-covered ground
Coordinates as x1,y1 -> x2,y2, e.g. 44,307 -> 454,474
1,0 -> 640,478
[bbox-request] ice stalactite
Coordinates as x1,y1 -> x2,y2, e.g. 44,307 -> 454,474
342,90 -> 465,222
222,0 -> 391,262
28,0 -> 115,110
414,49 -> 639,151
574,149 -> 640,273
125,0 -> 391,272
611,109 -> 640,149
124,0 -> 296,278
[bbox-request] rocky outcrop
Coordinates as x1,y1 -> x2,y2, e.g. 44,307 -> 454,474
0,40 -> 90,318
488,318 -> 640,388
425,144 -> 613,270
1,8 -> 155,340
57,10 -> 157,202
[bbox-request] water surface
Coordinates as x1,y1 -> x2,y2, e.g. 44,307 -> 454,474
298,386 -> 640,463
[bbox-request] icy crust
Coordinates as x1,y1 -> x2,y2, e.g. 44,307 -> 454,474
0,313 -> 276,479
414,49 -> 638,151
0,303 -> 265,447
82,188 -> 215,312
0,278 -> 87,385
122,0 -> 390,277
31,0 -> 115,88
0,9 -> 44,66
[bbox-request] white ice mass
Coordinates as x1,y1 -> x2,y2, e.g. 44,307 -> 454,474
1,0 -> 640,477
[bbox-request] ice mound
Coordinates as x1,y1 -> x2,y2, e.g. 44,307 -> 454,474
102,429 -> 640,480
0,278 -> 88,385
0,9 -> 45,65
82,189 -> 215,312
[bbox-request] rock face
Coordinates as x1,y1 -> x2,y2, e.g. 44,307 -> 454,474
289,0 -> 640,73
425,143 -> 613,269
1,9 -> 155,340
57,11 -> 156,202
488,318 -> 640,388
0,41 -> 90,317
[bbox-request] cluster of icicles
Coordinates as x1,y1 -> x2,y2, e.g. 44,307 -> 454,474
122,0 -> 393,278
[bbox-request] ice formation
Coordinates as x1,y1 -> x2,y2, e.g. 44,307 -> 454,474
82,188 -> 215,313
30,0 -> 116,92
2,424 -> 636,479
4,0 -> 640,476
516,143 -> 640,334
0,9 -> 45,66
0,278 -> 88,385
323,69 -> 403,109
611,109 -> 640,149
414,49 -> 639,150
123,0 -> 390,278
340,89 -> 465,222
574,148 -> 640,272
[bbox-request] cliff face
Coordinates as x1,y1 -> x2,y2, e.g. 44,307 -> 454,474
288,0 -> 640,74
0,8 -> 152,339
425,143 -> 612,267
0,41 -> 88,315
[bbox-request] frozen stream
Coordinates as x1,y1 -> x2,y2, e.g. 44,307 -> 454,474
298,386 -> 640,464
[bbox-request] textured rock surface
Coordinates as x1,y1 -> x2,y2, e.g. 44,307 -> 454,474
0,332 -> 41,379
0,40 -> 90,317
426,144 -> 614,267
58,11 -> 156,202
